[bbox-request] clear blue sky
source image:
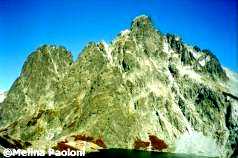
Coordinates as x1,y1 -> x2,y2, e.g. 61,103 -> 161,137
0,0 -> 237,91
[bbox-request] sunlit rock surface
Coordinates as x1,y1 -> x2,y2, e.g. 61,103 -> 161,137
0,15 -> 237,158
0,91 -> 6,103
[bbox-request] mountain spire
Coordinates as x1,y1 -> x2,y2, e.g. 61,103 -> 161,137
131,15 -> 154,32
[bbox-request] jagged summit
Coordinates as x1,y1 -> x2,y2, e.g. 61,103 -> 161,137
0,15 -> 237,158
21,44 -> 73,76
131,15 -> 154,30
165,33 -> 228,80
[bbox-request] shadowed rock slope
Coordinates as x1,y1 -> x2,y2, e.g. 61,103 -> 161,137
0,15 -> 237,158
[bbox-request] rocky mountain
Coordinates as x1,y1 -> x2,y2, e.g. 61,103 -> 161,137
0,15 -> 237,157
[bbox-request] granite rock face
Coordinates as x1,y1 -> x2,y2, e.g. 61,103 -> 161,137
0,15 -> 237,157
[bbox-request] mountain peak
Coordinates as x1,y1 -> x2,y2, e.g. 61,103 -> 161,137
131,15 -> 154,31
21,44 -> 73,75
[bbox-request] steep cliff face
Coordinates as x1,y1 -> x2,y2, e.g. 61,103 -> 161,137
0,15 -> 237,157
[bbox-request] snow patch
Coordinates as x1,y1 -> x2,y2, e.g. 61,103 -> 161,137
0,90 -> 6,103
186,46 -> 201,59
199,56 -> 210,67
120,29 -> 130,36
163,40 -> 173,54
102,41 -> 113,64
191,51 -> 199,59
175,36 -> 180,41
